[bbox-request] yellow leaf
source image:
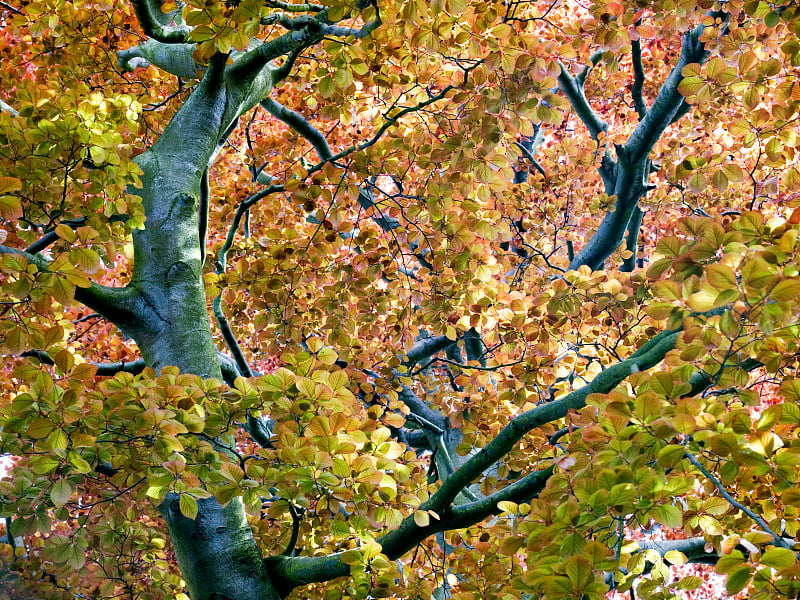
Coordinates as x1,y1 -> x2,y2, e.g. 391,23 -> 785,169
770,278 -> 800,302
0,176 -> 22,194
447,0 -> 466,14
0,195 -> 22,220
317,346 -> 338,365
686,289 -> 716,312
413,510 -> 430,527
664,550 -> 687,565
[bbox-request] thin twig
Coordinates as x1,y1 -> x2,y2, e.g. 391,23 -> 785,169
0,1 -> 23,15
685,450 -> 792,549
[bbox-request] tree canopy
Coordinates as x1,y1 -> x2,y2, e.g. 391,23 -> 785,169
1,0 -> 800,599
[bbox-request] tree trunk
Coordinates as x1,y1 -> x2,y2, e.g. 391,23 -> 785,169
159,495 -> 281,600
122,59 -> 279,600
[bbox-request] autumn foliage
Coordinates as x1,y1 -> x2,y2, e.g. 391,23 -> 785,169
1,0 -> 800,599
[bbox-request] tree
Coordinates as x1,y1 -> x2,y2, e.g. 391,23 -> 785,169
1,0 -> 800,598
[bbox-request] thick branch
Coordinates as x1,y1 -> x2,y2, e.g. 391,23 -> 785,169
683,357 -> 761,398
404,335 -> 457,367
130,0 -> 192,43
265,467 -> 553,590
626,16 -> 726,159
463,327 -> 486,365
320,14 -> 381,39
637,537 -> 719,564
265,320 -> 703,592
227,23 -> 325,84
397,382 -> 446,432
621,204 -> 643,272
638,536 -> 796,566
261,97 -> 333,161
159,495 -> 280,600
567,16 -> 727,272
0,244 -> 141,330
443,467 -> 554,528
557,63 -> 608,141
265,0 -> 323,11
424,328 -> 681,512
213,296 -> 255,378
118,40 -> 200,79
0,98 -> 18,116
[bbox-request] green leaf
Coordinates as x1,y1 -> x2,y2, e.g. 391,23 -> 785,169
678,76 -> 704,97
771,278 -> 800,302
716,550 -> 744,574
761,547 -> 796,570
316,346 -> 338,365
50,478 -> 73,508
32,456 -> 61,474
725,565 -> 752,595
68,451 -> 92,474
657,445 -> 686,469
47,429 -> 69,453
0,176 -> 22,194
559,532 -> 586,558
675,575 -> 703,590
179,494 -> 198,520
781,487 -> 800,506
0,195 -> 22,220
319,76 -> 335,99
651,504 -> 682,528
563,555 -> 592,589
214,483 -> 240,506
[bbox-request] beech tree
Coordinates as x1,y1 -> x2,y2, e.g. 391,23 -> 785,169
1,0 -> 800,598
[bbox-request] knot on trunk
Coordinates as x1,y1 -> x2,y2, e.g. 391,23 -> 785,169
166,261 -> 193,282
158,193 -> 198,231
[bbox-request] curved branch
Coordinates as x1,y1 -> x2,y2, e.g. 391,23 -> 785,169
557,62 -> 608,141
118,39 -> 200,78
621,204 -> 643,272
404,335 -> 457,367
25,215 -> 128,255
320,13 -> 381,40
514,141 -> 546,178
0,244 -> 142,330
626,15 -> 727,159
397,383 -> 446,432
21,350 -> 147,375
637,537 -> 718,564
265,0 -> 323,11
213,295 -> 255,378
682,357 -> 761,398
264,318 -> 711,592
265,467 -> 553,590
261,97 -> 333,161
130,0 -> 192,43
